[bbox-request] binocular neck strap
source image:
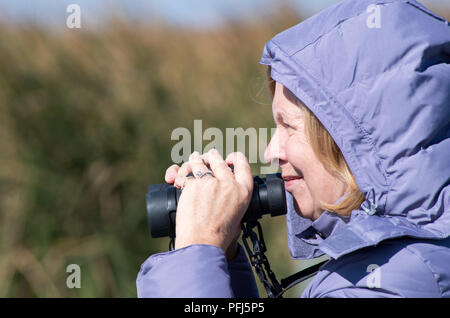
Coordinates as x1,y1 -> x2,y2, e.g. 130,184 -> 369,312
241,221 -> 329,298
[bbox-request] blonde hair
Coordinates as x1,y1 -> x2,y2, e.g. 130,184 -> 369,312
266,67 -> 365,216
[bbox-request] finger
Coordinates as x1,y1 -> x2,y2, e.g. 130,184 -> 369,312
174,162 -> 193,188
200,153 -> 212,169
201,151 -> 230,170
206,148 -> 234,180
165,164 -> 180,183
225,152 -> 253,193
189,151 -> 213,178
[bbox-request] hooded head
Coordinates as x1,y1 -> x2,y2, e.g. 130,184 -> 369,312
260,0 -> 450,260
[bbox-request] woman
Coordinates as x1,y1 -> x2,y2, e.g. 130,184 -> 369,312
137,0 -> 450,297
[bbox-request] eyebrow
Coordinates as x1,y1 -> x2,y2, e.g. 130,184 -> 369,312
274,106 -> 304,126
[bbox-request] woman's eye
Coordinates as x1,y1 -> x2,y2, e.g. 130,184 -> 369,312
276,119 -> 293,130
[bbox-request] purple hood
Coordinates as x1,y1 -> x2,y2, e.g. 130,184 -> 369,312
260,0 -> 450,260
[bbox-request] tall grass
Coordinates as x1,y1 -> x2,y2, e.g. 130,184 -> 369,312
0,7 -> 307,297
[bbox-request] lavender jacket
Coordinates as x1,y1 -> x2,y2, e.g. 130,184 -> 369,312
137,0 -> 450,297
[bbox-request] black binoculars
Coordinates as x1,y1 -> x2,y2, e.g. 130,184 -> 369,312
146,173 -> 287,238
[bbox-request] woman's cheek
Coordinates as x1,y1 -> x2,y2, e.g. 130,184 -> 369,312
285,136 -> 303,167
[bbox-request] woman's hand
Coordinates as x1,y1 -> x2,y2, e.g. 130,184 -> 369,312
164,149 -> 253,261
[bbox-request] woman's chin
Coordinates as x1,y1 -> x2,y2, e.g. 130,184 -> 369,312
292,196 -> 315,220
286,181 -> 316,220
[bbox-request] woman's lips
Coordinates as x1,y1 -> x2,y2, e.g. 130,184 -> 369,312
282,176 -> 303,190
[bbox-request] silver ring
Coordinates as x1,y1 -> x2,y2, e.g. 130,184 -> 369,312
194,170 -> 215,179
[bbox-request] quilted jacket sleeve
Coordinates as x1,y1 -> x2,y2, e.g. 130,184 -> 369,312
136,243 -> 259,298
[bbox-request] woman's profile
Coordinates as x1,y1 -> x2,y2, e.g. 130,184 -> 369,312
137,0 -> 450,297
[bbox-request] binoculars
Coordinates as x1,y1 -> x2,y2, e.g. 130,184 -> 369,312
146,173 -> 287,238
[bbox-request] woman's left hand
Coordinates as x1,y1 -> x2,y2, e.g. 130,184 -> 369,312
167,149 -> 253,261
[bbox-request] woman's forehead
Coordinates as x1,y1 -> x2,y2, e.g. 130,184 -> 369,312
273,82 -> 304,117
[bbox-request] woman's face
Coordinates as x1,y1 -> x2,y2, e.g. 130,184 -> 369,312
265,82 -> 346,221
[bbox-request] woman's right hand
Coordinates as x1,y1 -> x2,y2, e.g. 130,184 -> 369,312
164,149 -> 253,261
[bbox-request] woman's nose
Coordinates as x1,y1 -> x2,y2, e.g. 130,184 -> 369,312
264,129 -> 285,164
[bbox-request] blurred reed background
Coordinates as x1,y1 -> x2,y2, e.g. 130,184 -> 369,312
0,1 -> 448,298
